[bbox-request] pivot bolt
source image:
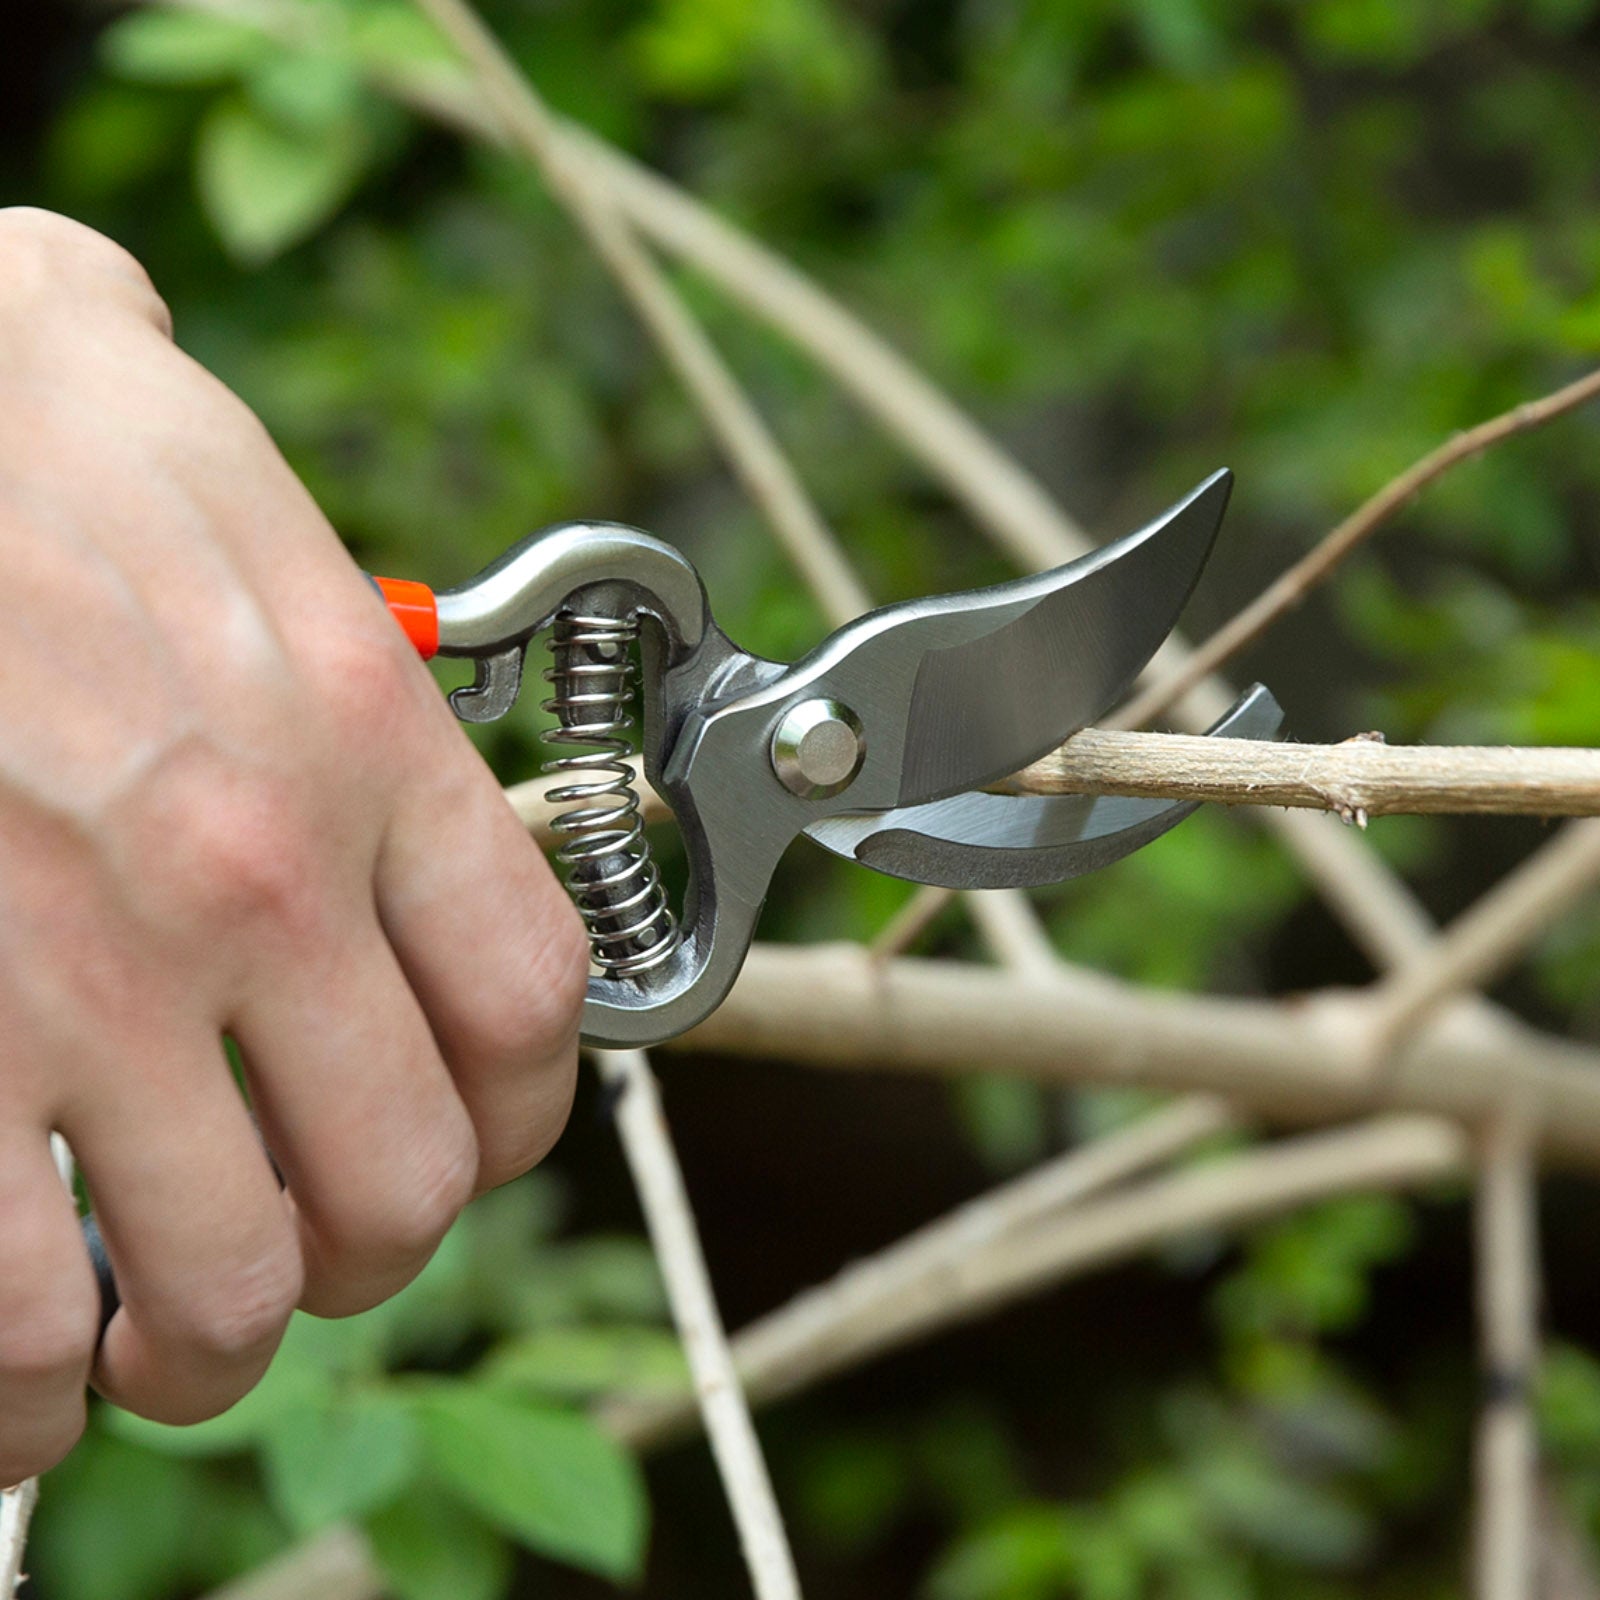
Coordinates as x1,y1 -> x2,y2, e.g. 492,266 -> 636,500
771,699 -> 865,799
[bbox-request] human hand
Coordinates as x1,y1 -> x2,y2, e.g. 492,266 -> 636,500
0,208 -> 588,1485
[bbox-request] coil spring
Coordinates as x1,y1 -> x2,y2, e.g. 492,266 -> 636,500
542,611 -> 680,979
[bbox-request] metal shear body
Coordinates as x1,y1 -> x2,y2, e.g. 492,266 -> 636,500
373,469 -> 1283,1048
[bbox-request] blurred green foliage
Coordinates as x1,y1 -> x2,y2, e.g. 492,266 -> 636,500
32,1180 -> 672,1596
13,0 -> 1600,1592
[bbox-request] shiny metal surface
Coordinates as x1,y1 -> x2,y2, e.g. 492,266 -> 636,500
864,471 -> 1229,807
542,611 -> 680,977
804,684 -> 1283,887
429,477 -> 1282,1048
770,698 -> 865,798
435,521 -> 708,658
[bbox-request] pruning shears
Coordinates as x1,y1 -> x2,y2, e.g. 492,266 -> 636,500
370,468 -> 1284,1048
82,470 -> 1282,1322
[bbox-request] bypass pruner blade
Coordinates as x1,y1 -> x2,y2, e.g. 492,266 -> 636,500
369,468 -> 1283,1048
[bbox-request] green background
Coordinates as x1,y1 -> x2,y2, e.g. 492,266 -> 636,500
7,1 -> 1600,1594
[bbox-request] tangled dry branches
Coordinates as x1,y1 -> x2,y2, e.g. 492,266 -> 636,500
11,6 -> 1600,1600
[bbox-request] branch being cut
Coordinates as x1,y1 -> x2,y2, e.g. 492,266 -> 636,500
1013,730 -> 1600,820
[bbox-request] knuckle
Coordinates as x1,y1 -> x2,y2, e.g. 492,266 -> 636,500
157,768 -> 321,937
471,907 -> 590,1067
0,1293 -> 99,1390
0,207 -> 118,269
0,1405 -> 86,1491
317,1135 -> 476,1292
177,1242 -> 301,1366
0,208 -> 170,332
302,623 -> 421,743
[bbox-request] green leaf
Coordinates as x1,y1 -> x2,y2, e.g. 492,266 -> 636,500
925,1504 -> 1079,1600
1540,1343 -> 1600,1462
414,1383 -> 648,1581
538,1234 -> 669,1323
950,1075 -> 1050,1172
366,1486 -> 513,1600
483,1326 -> 688,1401
196,97 -> 371,263
246,51 -> 366,134
260,1388 -> 424,1534
99,8 -> 270,84
346,5 -> 460,73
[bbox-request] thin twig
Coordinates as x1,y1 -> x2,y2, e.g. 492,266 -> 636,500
1013,730 -> 1600,821
1475,1108 -> 1541,1600
595,1051 -> 801,1600
1116,367 -> 1600,731
868,883 -> 956,960
1367,820 -> 1600,1064
1,1139 -> 78,1598
0,1482 -> 38,1600
601,1113 -> 1464,1450
411,0 -> 869,624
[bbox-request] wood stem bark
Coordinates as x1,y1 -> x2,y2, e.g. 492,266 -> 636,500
1013,730 -> 1600,821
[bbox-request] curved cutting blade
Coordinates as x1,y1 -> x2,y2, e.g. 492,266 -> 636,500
803,684 -> 1283,889
808,470 -> 1234,809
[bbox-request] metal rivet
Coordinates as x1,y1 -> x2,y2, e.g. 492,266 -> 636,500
771,699 -> 865,799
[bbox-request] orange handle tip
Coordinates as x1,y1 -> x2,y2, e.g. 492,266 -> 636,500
372,576 -> 439,659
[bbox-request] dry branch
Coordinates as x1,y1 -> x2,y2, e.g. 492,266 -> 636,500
601,1113 -> 1465,1450
203,1526 -> 381,1600
411,0 -> 869,625
1368,820 -> 1600,1063
0,1480 -> 38,1600
672,944 -> 1600,1167
1475,1111 -> 1542,1600
595,1051 -> 801,1600
1013,730 -> 1600,821
1117,365 -> 1600,731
